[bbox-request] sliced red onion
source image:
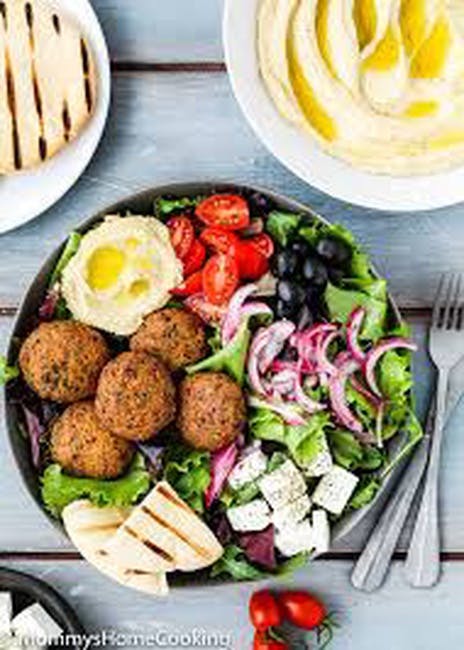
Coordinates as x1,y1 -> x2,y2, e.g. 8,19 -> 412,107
293,376 -> 325,414
258,321 -> 296,374
350,376 -> 382,409
270,369 -> 297,396
38,289 -> 60,322
328,354 -> 365,436
185,293 -> 227,325
315,329 -> 341,376
248,395 -> 307,426
205,442 -> 239,508
375,401 -> 385,449
221,284 -> 258,345
347,307 -> 366,363
247,328 -> 272,395
23,407 -> 44,468
364,338 -> 418,397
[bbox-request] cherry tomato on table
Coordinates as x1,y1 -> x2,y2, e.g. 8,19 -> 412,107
253,631 -> 288,650
249,590 -> 282,632
278,591 -> 327,630
182,239 -> 206,276
199,227 -> 239,254
232,241 -> 269,281
248,233 -> 274,259
196,194 -> 250,230
167,216 -> 194,259
202,253 -> 239,305
171,270 -> 203,297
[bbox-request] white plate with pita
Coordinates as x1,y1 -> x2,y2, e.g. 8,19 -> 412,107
0,0 -> 110,235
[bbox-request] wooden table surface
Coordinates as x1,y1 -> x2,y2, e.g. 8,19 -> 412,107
2,2 -> 464,648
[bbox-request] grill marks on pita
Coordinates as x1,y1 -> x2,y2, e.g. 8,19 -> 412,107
0,0 -> 96,173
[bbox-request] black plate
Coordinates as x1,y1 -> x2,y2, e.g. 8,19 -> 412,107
0,567 -> 85,645
3,182 -> 407,564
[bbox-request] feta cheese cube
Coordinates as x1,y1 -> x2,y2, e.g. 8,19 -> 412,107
272,493 -> 312,530
228,448 -> 268,490
303,435 -> 333,478
12,603 -> 62,649
312,466 -> 359,515
227,499 -> 271,532
275,519 -> 315,557
0,593 -> 12,636
258,460 -> 307,509
312,509 -> 331,555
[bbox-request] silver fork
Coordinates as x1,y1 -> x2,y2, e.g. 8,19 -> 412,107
404,273 -> 464,587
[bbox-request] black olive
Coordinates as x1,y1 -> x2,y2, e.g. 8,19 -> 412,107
277,280 -> 306,306
290,239 -> 312,259
302,256 -> 328,288
316,237 -> 351,266
328,267 -> 345,285
305,285 -> 322,308
276,298 -> 297,320
297,304 -> 315,331
248,191 -> 273,216
271,250 -> 299,278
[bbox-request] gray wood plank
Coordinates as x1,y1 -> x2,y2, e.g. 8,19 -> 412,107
1,312 -> 464,554
2,558 -> 464,649
92,0 -> 224,63
0,73 -> 463,309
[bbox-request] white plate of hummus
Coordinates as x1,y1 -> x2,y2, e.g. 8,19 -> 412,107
0,0 -> 110,234
224,0 -> 464,211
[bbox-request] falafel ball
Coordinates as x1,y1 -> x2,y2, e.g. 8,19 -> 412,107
177,372 -> 246,452
95,351 -> 176,441
50,401 -> 134,479
19,321 -> 110,403
130,307 -> 208,371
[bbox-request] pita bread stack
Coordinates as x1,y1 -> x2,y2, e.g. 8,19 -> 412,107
0,0 -> 96,173
63,482 -> 224,596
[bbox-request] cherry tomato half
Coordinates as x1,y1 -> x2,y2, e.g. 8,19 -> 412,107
232,241 -> 269,281
171,270 -> 203,297
202,253 -> 239,305
199,227 -> 239,254
253,631 -> 288,650
248,233 -> 274,259
249,590 -> 282,632
184,293 -> 228,324
196,194 -> 250,230
182,239 -> 206,276
167,216 -> 194,259
277,591 -> 327,630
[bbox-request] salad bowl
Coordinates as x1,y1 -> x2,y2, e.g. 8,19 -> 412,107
4,183 -> 419,587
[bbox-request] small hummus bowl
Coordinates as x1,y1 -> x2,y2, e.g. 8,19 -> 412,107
223,0 -> 464,211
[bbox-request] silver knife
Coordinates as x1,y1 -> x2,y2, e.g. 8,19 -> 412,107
351,359 -> 464,592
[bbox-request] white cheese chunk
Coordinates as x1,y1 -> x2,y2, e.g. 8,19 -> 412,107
227,499 -> 271,532
303,435 -> 333,478
312,509 -> 331,555
258,460 -> 307,509
312,466 -> 359,515
12,603 -> 63,649
0,592 -> 12,636
228,448 -> 268,490
275,519 -> 315,557
272,493 -> 312,530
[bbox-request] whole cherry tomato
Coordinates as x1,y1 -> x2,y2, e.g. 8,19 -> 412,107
248,233 -> 275,259
278,591 -> 327,630
253,631 -> 288,650
202,253 -> 239,305
232,241 -> 269,281
196,194 -> 250,230
167,216 -> 194,259
182,239 -> 206,276
199,227 -> 239,253
171,270 -> 203,297
249,590 -> 282,632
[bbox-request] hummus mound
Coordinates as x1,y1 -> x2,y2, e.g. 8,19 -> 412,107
62,216 -> 183,336
258,0 -> 464,175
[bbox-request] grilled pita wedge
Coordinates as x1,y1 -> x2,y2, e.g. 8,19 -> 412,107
0,0 -> 96,173
63,500 -> 169,597
104,482 -> 224,574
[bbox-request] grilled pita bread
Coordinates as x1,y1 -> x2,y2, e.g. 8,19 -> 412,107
104,482 -> 224,574
0,0 -> 96,173
63,500 -> 169,597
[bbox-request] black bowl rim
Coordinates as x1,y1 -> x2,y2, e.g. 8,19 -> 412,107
3,181 -> 405,574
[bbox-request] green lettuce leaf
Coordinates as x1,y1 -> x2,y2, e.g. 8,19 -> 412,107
163,443 -> 210,514
210,545 -> 266,581
266,211 -> 301,247
186,320 -> 251,385
49,232 -> 81,287
328,429 -> 383,471
325,280 -> 387,341
0,356 -> 19,386
41,454 -> 151,518
348,477 -> 380,510
154,196 -> 200,218
378,350 -> 413,399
